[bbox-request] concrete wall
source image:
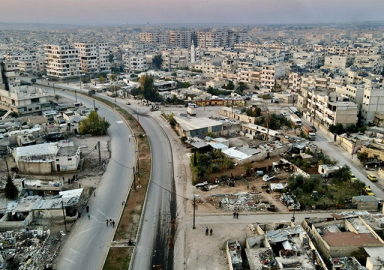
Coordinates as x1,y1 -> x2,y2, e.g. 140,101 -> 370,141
17,161 -> 52,174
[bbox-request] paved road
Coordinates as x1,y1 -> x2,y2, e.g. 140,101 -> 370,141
190,212 -> 335,225
37,81 -> 176,269
42,88 -> 135,270
92,93 -> 175,270
312,126 -> 384,198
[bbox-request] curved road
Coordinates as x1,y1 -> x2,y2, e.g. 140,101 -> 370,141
41,81 -> 175,270
95,93 -> 175,270
46,89 -> 135,270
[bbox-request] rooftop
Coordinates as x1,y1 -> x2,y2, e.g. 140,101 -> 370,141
174,116 -> 222,131
323,231 -> 381,247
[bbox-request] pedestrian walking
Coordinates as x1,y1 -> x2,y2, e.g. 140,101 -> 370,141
86,206 -> 89,212
112,220 -> 115,228
88,214 -> 90,220
94,191 -> 96,197
106,219 -> 108,226
109,219 -> 112,226
236,212 -> 239,219
122,201 -> 125,206
210,228 -> 213,236
205,227 -> 208,235
233,212 -> 236,218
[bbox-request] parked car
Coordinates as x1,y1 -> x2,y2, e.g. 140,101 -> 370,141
350,173 -> 357,182
367,174 -> 378,182
363,187 -> 375,196
126,102 -> 131,105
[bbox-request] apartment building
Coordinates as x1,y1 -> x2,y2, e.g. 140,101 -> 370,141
292,52 -> 319,69
336,84 -> 365,107
260,63 -> 285,90
197,30 -> 248,48
17,54 -> 44,75
361,82 -> 384,124
45,44 -> 80,79
124,54 -> 147,72
288,72 -> 300,91
139,30 -> 195,48
74,42 -> 109,73
323,55 -> 350,69
306,89 -> 358,127
194,56 -> 222,77
0,60 -> 20,88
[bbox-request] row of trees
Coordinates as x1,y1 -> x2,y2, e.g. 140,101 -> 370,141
329,123 -> 366,135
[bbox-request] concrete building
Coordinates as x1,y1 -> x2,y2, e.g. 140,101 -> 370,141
74,42 -> 109,73
244,225 -> 327,270
17,54 -> 45,75
173,115 -> 223,137
307,217 -> 384,260
0,60 -> 20,88
260,63 -> 285,90
0,85 -> 53,115
361,82 -> 384,124
45,44 -> 80,80
306,90 -> 358,127
12,142 -> 81,174
323,55 -> 349,69
124,54 -> 147,72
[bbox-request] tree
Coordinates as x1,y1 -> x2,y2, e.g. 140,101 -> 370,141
329,123 -> 344,135
152,55 -> 163,70
5,175 -> 18,200
226,80 -> 235,90
110,74 -> 117,81
31,78 -> 36,83
54,94 -> 60,102
235,82 -> 248,94
108,53 -> 114,63
333,165 -> 351,182
254,85 -> 259,90
99,75 -> 106,85
139,75 -> 161,102
79,111 -> 110,136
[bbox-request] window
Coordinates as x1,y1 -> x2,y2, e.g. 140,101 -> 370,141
68,158 -> 72,161
56,159 -> 59,161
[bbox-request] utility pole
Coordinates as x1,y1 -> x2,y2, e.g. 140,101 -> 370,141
53,83 -> 55,95
133,167 -> 136,190
193,196 -> 196,229
61,200 -> 67,232
98,141 -> 101,167
75,89 -> 77,103
93,100 -> 96,111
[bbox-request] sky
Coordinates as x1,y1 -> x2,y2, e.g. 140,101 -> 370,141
1,0 -> 384,26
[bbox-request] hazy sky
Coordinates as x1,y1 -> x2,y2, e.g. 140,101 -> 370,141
1,0 -> 383,25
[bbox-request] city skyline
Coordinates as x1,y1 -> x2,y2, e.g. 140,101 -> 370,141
1,0 -> 384,26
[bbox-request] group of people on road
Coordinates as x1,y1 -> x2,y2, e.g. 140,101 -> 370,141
233,212 -> 239,219
205,227 -> 213,236
106,219 -> 116,228
65,175 -> 79,185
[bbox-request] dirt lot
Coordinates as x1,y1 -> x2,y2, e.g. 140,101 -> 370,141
185,155 -> 290,215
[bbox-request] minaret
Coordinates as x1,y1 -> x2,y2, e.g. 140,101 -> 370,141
190,40 -> 195,63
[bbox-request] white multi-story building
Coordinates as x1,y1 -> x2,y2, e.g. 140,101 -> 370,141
323,55 -> 349,69
124,55 -> 147,72
74,42 -> 109,73
306,90 -> 358,127
45,44 -> 80,79
361,82 -> 384,124
260,63 -> 285,90
1,60 -> 20,87
17,54 -> 45,75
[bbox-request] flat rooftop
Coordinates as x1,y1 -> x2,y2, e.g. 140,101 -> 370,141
323,231 -> 382,247
174,116 -> 222,131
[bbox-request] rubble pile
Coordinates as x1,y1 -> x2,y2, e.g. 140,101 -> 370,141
0,227 -> 63,269
210,192 -> 276,212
